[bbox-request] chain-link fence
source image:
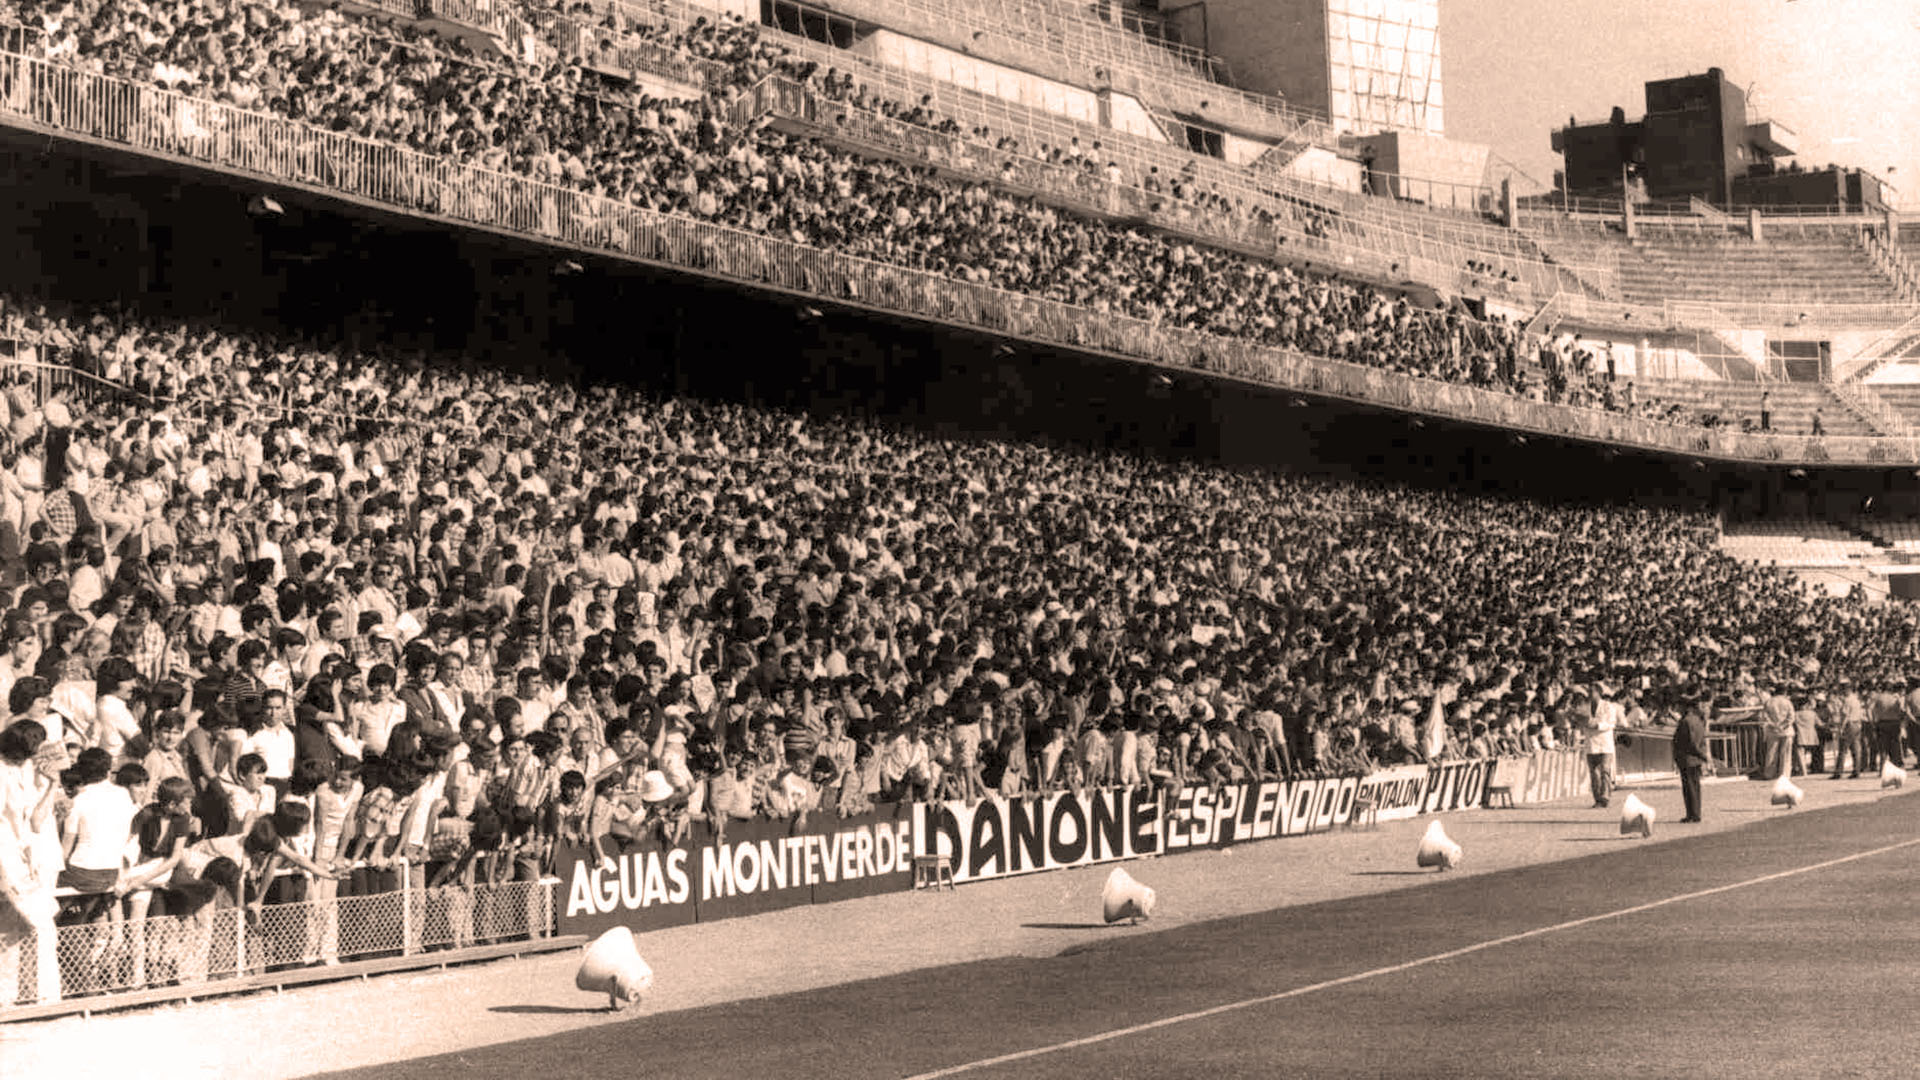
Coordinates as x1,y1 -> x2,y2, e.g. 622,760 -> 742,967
2,874 -> 557,1010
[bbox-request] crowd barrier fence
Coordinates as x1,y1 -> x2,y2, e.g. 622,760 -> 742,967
1,749 -> 1652,1018
3,859 -> 558,1014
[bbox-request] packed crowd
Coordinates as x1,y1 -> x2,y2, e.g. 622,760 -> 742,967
0,275 -> 1917,1003
0,0 -> 1738,431
0,0 -> 1901,1007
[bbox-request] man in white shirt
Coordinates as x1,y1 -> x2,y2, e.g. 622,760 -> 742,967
1585,679 -> 1623,809
60,749 -> 138,894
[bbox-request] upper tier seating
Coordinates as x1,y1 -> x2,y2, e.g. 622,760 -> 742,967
1629,378 -> 1870,437
1517,218 -> 1911,324
0,0 -> 1898,459
1857,384 -> 1920,428
1624,231 -> 1900,307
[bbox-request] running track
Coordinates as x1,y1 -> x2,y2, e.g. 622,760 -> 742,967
327,792 -> 1920,1078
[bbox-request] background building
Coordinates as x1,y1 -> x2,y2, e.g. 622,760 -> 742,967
1197,0 -> 1445,137
1552,66 -> 1884,211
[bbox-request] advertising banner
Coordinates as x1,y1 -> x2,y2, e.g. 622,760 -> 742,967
1159,759 -> 1499,849
1506,747 -> 1594,804
918,787 -> 1162,884
1162,773 -> 1366,850
556,805 -> 915,937
559,753 -> 1590,932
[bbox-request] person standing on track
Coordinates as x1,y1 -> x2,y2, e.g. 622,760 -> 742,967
1759,683 -> 1796,781
1672,691 -> 1712,822
1829,682 -> 1867,780
1870,678 -> 1907,774
1584,678 -> 1621,809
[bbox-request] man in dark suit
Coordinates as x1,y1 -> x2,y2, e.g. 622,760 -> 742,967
1673,692 -> 1713,823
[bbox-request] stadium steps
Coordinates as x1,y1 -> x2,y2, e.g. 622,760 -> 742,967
1837,312 -> 1920,382
1629,378 -> 1872,437
1860,385 -> 1920,429
1623,233 -> 1903,308
1844,518 -> 1920,559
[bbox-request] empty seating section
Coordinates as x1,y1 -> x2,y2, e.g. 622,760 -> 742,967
1625,230 -> 1900,308
1718,521 -> 1884,567
1515,218 -> 1917,328
1861,385 -> 1920,428
1851,519 -> 1920,554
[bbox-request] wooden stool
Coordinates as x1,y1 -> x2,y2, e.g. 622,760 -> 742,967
913,854 -> 955,891
1486,784 -> 1516,809
1347,795 -> 1379,830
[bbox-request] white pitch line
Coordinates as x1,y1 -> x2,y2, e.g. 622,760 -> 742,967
905,836 -> 1920,1079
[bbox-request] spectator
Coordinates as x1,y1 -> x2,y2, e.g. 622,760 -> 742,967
58,751 -> 140,913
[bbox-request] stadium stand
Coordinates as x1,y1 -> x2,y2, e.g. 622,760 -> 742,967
1515,217 -> 1914,326
3,0 -> 1920,1014
1716,520 -> 1884,568
1627,378 -> 1869,437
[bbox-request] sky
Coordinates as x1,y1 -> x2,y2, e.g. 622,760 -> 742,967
1441,0 -> 1920,205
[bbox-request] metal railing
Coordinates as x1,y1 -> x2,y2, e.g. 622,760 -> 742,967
741,37 -> 1565,301
422,0 -> 532,44
1838,311 -> 1920,383
747,76 -> 1402,278
1542,285 -> 1915,333
1826,379 -> 1914,438
1862,226 -> 1920,304
2,47 -> 1916,466
3,865 -> 557,1010
537,14 -> 702,85
0,353 -> 153,411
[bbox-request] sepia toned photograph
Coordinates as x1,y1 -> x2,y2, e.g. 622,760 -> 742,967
0,0 -> 1916,1075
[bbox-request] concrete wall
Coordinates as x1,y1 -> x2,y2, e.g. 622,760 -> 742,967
1864,361 -> 1920,384
1222,131 -> 1271,166
1192,0 -> 1331,118
1556,120 -> 1640,196
1731,169 -> 1850,211
858,30 -> 1103,126
1281,145 -> 1365,192
1101,91 -> 1173,145
686,0 -> 755,20
1348,130 -> 1490,211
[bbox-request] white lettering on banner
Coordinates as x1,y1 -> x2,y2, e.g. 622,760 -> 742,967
703,843 -> 733,900
923,788 -> 1161,883
1289,781 -> 1317,835
566,850 -> 693,920
697,820 -> 911,901
736,841 -> 760,893
895,756 -> 1588,899
855,828 -> 875,878
1357,764 -> 1431,822
1254,783 -> 1283,835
